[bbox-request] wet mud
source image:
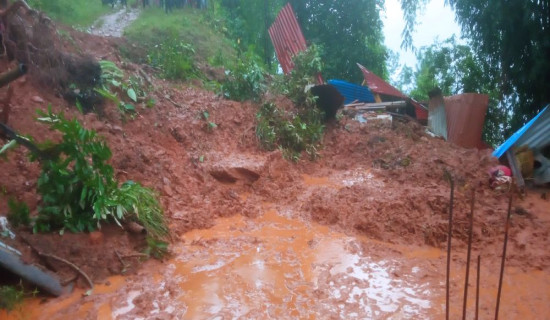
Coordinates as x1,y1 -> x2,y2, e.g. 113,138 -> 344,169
0,24 -> 549,319
4,209 -> 549,319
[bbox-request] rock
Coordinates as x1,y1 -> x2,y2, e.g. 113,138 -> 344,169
31,96 -> 45,103
163,185 -> 174,197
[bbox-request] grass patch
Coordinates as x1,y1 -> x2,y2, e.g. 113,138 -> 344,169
124,7 -> 236,67
27,0 -> 111,28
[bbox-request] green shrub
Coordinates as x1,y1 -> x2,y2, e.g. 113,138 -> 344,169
27,0 -> 110,28
147,37 -> 197,81
95,60 -> 150,117
257,45 -> 325,161
256,102 -> 324,161
0,285 -> 24,311
273,45 -> 323,106
32,107 -> 168,240
7,198 -> 31,228
222,50 -> 266,101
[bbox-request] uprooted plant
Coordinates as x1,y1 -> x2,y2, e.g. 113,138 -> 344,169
25,107 -> 168,245
257,45 -> 325,161
95,60 -> 153,117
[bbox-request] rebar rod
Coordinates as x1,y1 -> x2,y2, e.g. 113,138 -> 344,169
495,194 -> 513,320
445,171 -> 455,320
462,189 -> 476,320
476,255 -> 481,320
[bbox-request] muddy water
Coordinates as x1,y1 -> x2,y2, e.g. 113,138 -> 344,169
4,207 -> 548,319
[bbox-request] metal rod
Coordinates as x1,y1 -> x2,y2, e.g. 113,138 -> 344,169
462,189 -> 476,320
495,193 -> 513,320
445,171 -> 455,320
476,255 -> 481,320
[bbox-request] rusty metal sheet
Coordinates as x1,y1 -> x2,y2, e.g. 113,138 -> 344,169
444,93 -> 489,149
268,3 -> 307,75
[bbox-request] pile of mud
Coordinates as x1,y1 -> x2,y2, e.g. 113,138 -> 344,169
0,25 -> 548,292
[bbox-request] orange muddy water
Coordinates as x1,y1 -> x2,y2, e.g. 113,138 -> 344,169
3,206 -> 549,319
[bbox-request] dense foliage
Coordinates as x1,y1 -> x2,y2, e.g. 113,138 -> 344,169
26,0 -> 109,27
400,37 -> 507,146
147,37 -> 198,81
400,0 -> 550,132
222,50 -> 266,101
31,107 -> 168,239
218,0 -> 388,82
257,46 -> 325,161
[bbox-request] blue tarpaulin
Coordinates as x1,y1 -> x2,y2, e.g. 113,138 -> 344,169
327,80 -> 375,105
493,105 -> 550,158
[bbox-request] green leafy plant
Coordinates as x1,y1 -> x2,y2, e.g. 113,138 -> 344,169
96,60 -> 151,117
200,110 -> 217,132
0,140 -> 18,159
31,107 -> 168,241
222,49 -> 266,101
0,281 -> 35,311
256,102 -> 325,161
147,37 -> 197,81
7,198 -> 31,228
0,285 -> 24,311
273,45 -> 323,106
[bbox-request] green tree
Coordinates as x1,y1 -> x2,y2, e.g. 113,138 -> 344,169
400,0 -> 550,132
289,0 -> 387,83
218,0 -> 388,82
408,37 -> 508,146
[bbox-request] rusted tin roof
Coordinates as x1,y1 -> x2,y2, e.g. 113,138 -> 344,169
357,63 -> 428,121
444,93 -> 489,149
268,3 -> 307,75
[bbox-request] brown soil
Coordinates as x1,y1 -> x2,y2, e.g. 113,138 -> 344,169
0,21 -> 549,319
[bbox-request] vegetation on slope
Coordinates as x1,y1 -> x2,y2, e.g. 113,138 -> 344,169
26,0 -> 110,28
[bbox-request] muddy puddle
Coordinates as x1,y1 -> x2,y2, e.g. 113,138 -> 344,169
3,206 -> 548,319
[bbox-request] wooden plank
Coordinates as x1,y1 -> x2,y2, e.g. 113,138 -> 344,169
506,149 -> 525,191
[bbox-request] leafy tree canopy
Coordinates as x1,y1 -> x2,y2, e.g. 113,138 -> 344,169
398,37 -> 507,146
400,0 -> 550,131
218,0 -> 388,83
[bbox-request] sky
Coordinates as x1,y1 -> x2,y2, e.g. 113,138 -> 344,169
382,0 -> 463,70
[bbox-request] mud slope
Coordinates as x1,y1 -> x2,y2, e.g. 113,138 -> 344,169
0,25 -> 548,319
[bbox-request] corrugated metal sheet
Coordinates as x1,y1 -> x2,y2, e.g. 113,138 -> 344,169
268,4 -> 307,75
427,94 -> 448,140
493,105 -> 550,158
357,63 -> 406,98
327,79 -> 375,104
356,63 -> 428,121
445,93 -> 489,149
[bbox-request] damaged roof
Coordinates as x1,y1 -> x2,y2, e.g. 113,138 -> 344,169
268,3 -> 307,75
493,105 -> 550,158
327,79 -> 375,105
356,63 -> 428,121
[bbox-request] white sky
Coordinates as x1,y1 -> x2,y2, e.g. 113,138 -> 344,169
382,0 -> 463,69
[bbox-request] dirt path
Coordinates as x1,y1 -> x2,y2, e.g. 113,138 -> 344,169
88,7 -> 140,38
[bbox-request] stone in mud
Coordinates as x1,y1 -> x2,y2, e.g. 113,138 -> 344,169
208,154 -> 265,185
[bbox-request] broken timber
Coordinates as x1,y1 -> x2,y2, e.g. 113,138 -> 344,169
344,100 -> 407,111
